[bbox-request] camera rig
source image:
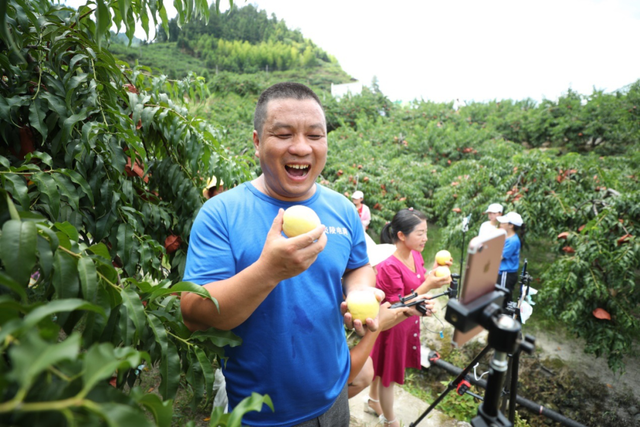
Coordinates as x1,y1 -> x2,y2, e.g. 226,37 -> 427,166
389,274 -> 460,315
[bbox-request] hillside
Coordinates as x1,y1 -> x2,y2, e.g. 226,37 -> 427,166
110,3 -> 354,91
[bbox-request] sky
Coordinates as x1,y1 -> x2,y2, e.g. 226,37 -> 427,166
247,0 -> 640,104
65,0 -> 640,104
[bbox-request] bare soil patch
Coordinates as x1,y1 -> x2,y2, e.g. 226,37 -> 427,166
418,297 -> 640,427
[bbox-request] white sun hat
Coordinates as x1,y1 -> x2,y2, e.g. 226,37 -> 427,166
484,203 -> 503,214
497,212 -> 524,227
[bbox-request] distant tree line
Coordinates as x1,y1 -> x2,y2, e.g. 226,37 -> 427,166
155,4 -> 336,73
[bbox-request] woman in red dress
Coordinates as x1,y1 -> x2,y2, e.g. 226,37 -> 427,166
367,208 -> 451,426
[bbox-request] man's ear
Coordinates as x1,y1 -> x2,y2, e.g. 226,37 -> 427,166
252,130 -> 260,158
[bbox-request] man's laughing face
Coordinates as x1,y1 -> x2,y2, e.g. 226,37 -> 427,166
253,97 -> 327,201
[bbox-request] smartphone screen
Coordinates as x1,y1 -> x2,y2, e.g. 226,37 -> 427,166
451,230 -> 506,347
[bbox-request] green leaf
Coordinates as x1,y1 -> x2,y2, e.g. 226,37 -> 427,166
60,109 -> 88,143
149,281 -> 217,308
226,393 -> 274,427
78,257 -> 98,303
190,329 -> 242,348
41,91 -> 67,117
0,220 -> 37,287
187,349 -> 204,409
95,402 -> 154,427
24,151 -> 53,168
52,173 -> 80,211
88,242 -> 112,261
0,270 -> 28,302
29,98 -> 48,141
95,0 -> 111,49
193,346 -> 215,406
52,250 -> 80,299
20,298 -> 105,332
118,302 -> 135,346
4,173 -> 30,209
0,0 -> 17,53
116,223 -> 137,276
54,221 -> 80,242
147,313 -> 180,399
8,331 -> 80,390
81,343 -> 142,395
121,287 -> 146,337
60,168 -> 95,206
0,189 -> 18,227
136,393 -> 173,427
36,233 -> 54,279
32,172 -> 60,219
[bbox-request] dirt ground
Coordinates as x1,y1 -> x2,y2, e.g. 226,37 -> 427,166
420,296 -> 640,427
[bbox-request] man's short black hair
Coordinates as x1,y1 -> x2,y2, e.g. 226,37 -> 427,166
254,82 -> 324,137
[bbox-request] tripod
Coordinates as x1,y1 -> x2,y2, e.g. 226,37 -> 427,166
500,260 -> 534,422
409,345 -> 491,427
410,290 -> 535,427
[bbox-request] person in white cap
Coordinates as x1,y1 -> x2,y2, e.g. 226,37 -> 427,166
478,203 -> 503,237
351,190 -> 371,230
496,211 -> 525,304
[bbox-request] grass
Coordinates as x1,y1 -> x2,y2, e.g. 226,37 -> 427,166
136,362 -> 214,426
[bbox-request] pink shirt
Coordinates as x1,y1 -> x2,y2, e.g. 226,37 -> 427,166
370,251 -> 426,386
358,203 -> 371,228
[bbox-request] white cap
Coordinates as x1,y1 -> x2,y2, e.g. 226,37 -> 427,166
497,212 -> 523,227
484,203 -> 503,214
351,190 -> 364,199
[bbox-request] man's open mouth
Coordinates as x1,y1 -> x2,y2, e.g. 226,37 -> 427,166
285,164 -> 310,178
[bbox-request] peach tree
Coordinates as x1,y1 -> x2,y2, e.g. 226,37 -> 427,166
431,144 -> 639,372
322,90 -> 639,372
0,0 -> 271,425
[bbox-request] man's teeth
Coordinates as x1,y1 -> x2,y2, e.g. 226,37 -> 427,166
287,165 -> 309,169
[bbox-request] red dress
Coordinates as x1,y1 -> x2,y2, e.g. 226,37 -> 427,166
370,251 -> 426,386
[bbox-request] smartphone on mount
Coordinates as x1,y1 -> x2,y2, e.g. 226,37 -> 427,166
451,230 -> 506,347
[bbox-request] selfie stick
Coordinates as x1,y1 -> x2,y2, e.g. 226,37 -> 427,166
457,214 -> 471,299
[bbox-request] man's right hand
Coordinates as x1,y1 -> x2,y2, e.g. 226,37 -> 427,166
258,208 -> 327,283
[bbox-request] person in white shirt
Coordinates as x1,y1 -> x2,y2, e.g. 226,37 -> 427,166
478,203 -> 503,237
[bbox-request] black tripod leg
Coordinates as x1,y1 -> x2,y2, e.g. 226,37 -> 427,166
410,347 -> 491,427
507,350 -> 520,423
501,356 -> 513,413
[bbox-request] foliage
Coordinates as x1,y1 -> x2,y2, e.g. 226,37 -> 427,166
0,0 -> 269,425
315,88 -> 640,371
116,3 -> 345,80
434,384 -> 480,422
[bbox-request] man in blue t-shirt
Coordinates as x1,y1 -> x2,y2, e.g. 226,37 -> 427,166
180,82 -> 381,427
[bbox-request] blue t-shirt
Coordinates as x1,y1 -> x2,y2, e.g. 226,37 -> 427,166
183,182 -> 369,427
499,234 -> 521,273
